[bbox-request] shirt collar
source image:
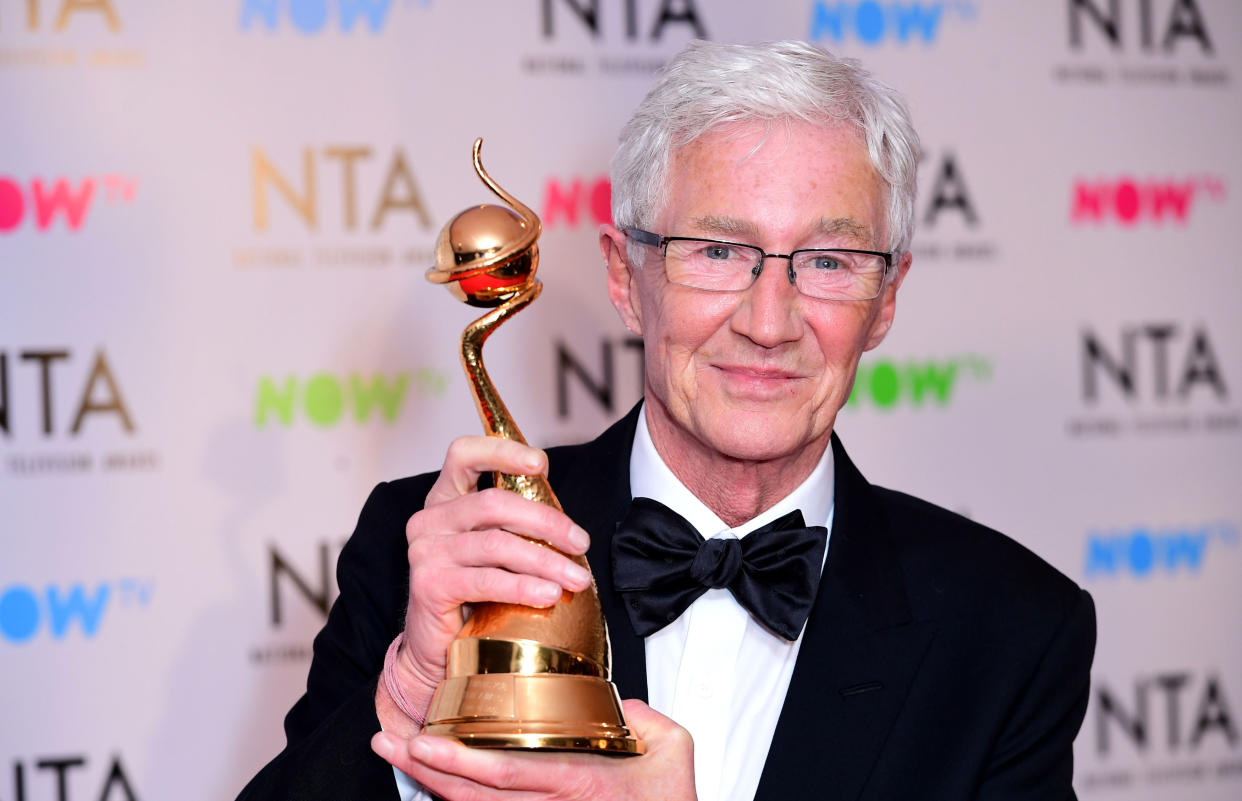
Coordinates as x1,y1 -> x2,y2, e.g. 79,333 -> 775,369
628,403 -> 834,539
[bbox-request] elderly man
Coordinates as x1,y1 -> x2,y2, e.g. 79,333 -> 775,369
239,40 -> 1095,801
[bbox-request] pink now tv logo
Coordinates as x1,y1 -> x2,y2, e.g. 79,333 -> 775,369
0,174 -> 137,233
1071,175 -> 1226,225
543,175 -> 612,228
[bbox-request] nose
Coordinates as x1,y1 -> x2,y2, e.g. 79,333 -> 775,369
730,255 -> 802,348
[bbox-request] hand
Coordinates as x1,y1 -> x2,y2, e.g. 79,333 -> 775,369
372,699 -> 698,801
376,436 -> 594,736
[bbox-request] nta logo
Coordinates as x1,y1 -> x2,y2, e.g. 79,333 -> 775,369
556,336 -> 644,420
809,1 -> 975,45
921,151 -> 978,227
0,349 -> 135,438
540,0 -> 708,41
251,145 -> 431,232
8,753 -> 139,801
0,579 -> 153,644
0,175 -> 137,234
1069,0 -> 1213,54
848,354 -> 991,409
1094,670 -> 1237,756
254,369 -> 448,428
1086,521 -> 1237,578
269,539 -> 344,627
240,0 -> 415,34
1071,175 -> 1225,225
0,0 -> 121,32
1082,324 -> 1226,404
254,538 -> 345,665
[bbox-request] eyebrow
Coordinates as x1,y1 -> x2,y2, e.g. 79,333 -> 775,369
688,214 -> 876,248
815,217 -> 874,245
690,215 -> 761,240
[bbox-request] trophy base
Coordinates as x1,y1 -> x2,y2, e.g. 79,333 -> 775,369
424,671 -> 644,756
423,722 -> 644,755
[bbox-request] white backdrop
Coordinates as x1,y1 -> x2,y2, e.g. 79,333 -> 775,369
2,2 -> 1240,799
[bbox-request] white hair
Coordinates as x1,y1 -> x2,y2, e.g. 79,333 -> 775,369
611,40 -> 920,264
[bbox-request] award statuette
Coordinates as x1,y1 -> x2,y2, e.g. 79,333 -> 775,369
422,139 -> 643,755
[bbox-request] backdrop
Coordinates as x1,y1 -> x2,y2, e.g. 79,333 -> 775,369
2,2 -> 1240,799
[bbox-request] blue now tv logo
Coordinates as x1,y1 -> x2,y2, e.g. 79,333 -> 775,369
809,1 -> 975,45
0,579 -> 153,643
1085,522 -> 1238,578
239,0 -> 425,34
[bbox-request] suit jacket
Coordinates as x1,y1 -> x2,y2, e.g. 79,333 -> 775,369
238,405 -> 1096,800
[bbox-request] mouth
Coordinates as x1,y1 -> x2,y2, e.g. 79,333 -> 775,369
712,364 -> 806,395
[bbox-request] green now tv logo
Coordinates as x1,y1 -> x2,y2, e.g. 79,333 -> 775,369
254,369 -> 448,428
847,354 -> 992,409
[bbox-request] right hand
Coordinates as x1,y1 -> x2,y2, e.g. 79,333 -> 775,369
376,436 -> 593,736
374,699 -> 697,801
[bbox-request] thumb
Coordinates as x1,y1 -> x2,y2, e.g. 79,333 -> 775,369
622,699 -> 690,742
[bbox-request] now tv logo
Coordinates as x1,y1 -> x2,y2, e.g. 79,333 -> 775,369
1085,521 -> 1238,579
1071,174 -> 1225,225
254,369 -> 448,428
543,175 -> 611,228
0,579 -> 153,643
240,0 -> 409,34
0,175 -> 137,234
808,1 -> 975,45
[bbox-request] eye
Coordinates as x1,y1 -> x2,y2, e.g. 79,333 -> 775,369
701,244 -> 735,260
808,254 -> 843,271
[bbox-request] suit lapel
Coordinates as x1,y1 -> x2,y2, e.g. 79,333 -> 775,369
552,405 -> 648,703
755,434 -> 935,801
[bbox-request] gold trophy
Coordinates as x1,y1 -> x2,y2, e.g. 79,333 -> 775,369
422,139 -> 642,755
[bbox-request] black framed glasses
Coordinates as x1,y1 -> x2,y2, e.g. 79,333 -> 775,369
625,228 -> 893,301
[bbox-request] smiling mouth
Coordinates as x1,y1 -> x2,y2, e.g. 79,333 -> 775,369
714,364 -> 805,382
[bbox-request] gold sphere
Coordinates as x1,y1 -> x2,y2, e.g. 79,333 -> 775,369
429,204 -> 539,308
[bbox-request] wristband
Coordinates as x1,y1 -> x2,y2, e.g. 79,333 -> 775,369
381,632 -> 426,728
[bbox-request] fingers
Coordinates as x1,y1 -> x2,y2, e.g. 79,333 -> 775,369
371,722 -> 697,801
412,486 -> 590,559
407,490 -> 592,612
426,436 -> 548,507
428,562 -> 584,611
372,734 -> 584,801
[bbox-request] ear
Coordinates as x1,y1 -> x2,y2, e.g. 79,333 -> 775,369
863,250 -> 911,352
600,224 -> 643,335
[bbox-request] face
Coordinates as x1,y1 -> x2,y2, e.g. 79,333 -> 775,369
602,120 -> 910,467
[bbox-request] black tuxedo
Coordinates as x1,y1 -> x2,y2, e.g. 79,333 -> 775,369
238,405 -> 1095,800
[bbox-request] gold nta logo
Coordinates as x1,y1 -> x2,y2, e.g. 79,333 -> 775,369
2,0 -> 121,32
251,146 -> 432,233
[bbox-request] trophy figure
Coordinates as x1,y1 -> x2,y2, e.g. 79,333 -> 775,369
422,139 -> 643,755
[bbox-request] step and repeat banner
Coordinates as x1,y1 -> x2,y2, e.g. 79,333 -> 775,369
2,2 -> 1240,799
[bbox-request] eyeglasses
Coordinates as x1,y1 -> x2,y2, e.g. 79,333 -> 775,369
625,228 -> 893,302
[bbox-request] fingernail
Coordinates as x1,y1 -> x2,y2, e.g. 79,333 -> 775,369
410,737 -> 433,761
372,733 -> 394,758
569,525 -> 590,552
539,582 -> 563,604
565,563 -> 590,588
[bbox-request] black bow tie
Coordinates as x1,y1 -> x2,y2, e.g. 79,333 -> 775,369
611,497 -> 828,640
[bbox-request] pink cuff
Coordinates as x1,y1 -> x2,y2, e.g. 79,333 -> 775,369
381,632 -> 426,728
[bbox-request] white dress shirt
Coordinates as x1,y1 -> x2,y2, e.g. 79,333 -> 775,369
630,410 -> 834,801
396,408 -> 834,801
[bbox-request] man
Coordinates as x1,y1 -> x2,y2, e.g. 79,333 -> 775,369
239,40 -> 1095,801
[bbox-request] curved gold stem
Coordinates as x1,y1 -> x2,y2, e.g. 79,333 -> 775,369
472,138 -> 542,245
460,280 -> 562,512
